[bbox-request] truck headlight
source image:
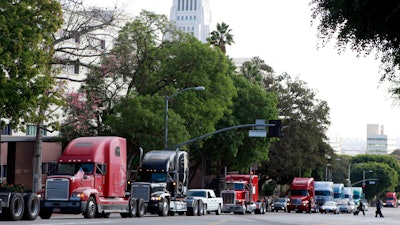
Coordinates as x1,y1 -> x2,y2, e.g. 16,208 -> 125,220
151,196 -> 162,201
71,192 -> 84,200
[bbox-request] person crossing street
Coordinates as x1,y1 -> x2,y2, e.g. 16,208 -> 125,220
375,199 -> 384,218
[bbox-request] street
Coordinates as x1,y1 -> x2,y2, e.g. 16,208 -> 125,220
3,207 -> 399,225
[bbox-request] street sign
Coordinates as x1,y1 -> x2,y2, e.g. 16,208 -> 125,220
369,181 -> 375,184
249,130 -> 266,137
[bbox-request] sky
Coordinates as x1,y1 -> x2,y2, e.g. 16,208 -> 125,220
85,0 -> 400,140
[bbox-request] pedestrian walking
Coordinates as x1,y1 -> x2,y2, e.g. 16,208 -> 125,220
375,199 -> 384,218
358,201 -> 365,216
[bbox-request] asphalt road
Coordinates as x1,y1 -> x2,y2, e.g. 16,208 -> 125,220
4,207 -> 400,225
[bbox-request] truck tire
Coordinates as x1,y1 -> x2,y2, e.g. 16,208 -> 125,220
187,200 -> 198,216
83,197 -> 96,219
22,193 -> 39,220
239,204 -> 246,215
197,200 -> 204,216
5,193 -> 24,221
39,210 -> 52,219
121,198 -> 137,218
158,198 -> 169,217
216,204 -> 221,215
136,198 -> 145,217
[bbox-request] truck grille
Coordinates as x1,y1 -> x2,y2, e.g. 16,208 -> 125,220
131,184 -> 150,202
291,199 -> 301,205
46,178 -> 69,201
222,191 -> 235,204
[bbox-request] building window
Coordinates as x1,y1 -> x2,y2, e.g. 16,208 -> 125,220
194,0 -> 197,10
1,124 -> 12,135
0,165 -> 7,182
26,125 -> 47,136
74,63 -> 79,74
100,40 -> 106,50
26,125 -> 36,136
42,162 -> 57,174
74,34 -> 80,43
62,64 -> 75,74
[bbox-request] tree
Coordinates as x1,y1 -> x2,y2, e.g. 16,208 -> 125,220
55,0 -> 128,140
0,0 -> 63,191
0,0 -> 63,130
311,0 -> 400,81
62,10 -> 237,172
207,22 -> 235,54
240,57 -> 274,84
260,72 -> 334,184
351,154 -> 400,199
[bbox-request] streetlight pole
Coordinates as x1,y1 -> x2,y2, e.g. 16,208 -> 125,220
347,165 -> 351,187
164,86 -> 205,149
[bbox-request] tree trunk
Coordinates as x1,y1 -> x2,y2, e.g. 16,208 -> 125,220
32,122 -> 43,193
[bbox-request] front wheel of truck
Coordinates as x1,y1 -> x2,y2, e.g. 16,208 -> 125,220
137,199 -> 146,217
158,198 -> 169,217
39,210 -> 52,219
83,197 -> 96,219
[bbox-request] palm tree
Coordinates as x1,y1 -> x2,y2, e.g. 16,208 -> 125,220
207,22 -> 234,54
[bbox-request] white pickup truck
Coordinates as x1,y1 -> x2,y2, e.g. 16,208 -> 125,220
186,189 -> 223,215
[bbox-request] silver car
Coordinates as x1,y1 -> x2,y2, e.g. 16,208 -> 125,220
320,201 -> 339,214
337,199 -> 352,213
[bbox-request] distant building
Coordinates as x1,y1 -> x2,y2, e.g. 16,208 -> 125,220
169,0 -> 211,43
366,124 -> 396,154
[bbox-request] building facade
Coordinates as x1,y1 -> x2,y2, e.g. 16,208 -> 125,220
169,0 -> 211,43
366,124 -> 396,154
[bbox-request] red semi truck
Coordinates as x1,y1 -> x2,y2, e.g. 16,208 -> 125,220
385,192 -> 398,207
221,173 -> 266,214
287,177 -> 317,213
39,136 -> 138,219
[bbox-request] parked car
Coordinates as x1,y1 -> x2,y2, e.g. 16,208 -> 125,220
337,199 -> 352,213
320,201 -> 339,214
349,201 -> 356,212
271,198 -> 288,212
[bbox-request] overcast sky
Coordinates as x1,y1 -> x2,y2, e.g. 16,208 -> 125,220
86,0 -> 400,139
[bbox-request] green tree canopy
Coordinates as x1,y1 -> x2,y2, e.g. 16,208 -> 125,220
0,0 -> 63,129
311,0 -> 400,81
350,154 -> 400,199
260,72 -> 333,184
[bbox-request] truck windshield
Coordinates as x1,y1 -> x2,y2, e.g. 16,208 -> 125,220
187,191 -> 207,197
226,183 -> 245,191
315,190 -> 331,196
136,172 -> 167,182
291,190 -> 308,196
58,163 -> 94,175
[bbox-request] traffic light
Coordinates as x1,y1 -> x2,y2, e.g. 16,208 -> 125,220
268,120 -> 282,138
